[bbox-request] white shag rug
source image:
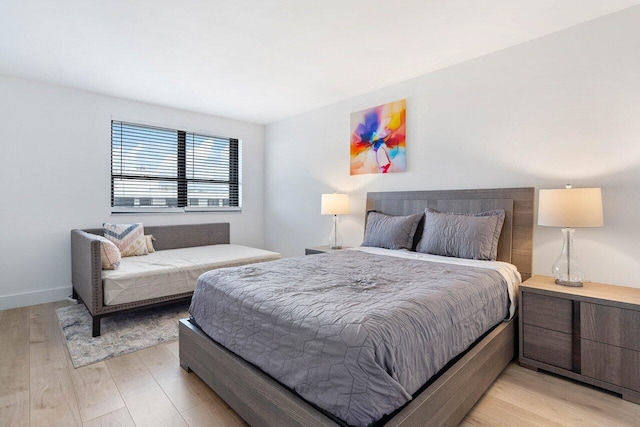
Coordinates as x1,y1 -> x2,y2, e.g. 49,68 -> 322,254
56,302 -> 190,368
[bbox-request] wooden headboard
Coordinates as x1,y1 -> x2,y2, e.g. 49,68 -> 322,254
365,187 -> 534,280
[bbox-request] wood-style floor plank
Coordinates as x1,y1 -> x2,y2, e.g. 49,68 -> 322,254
464,363 -> 639,426
82,407 -> 136,427
138,344 -> 218,412
69,361 -> 125,422
105,352 -> 188,427
0,391 -> 29,427
180,397 -> 248,427
165,341 -> 180,360
0,307 -> 30,426
29,360 -> 82,427
29,303 -> 82,427
461,393 -> 563,427
29,305 -> 67,368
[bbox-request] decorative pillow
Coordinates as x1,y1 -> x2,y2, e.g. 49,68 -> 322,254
103,223 -> 149,257
474,209 -> 506,259
361,211 -> 423,250
145,235 -> 156,253
96,236 -> 121,270
416,209 -> 505,260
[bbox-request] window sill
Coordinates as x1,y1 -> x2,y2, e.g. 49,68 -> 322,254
111,207 -> 242,215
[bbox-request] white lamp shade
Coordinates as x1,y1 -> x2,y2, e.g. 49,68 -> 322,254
538,187 -> 603,228
321,193 -> 349,215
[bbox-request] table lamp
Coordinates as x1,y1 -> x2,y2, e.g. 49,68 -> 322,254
538,185 -> 603,287
321,193 -> 350,249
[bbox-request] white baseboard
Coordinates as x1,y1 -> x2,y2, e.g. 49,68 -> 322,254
0,286 -> 72,311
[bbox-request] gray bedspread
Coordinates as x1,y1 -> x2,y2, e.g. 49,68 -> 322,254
189,250 -> 509,426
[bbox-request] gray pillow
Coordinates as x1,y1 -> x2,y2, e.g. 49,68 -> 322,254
416,209 -> 505,260
362,211 -> 423,250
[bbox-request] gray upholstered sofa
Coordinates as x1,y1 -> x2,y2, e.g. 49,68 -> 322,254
71,223 -> 280,337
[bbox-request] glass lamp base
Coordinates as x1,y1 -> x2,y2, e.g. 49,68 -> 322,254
552,228 -> 586,287
555,278 -> 583,287
328,215 -> 343,250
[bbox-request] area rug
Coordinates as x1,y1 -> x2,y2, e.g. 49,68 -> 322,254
56,302 -> 190,368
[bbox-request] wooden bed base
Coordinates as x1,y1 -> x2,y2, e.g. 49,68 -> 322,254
179,187 -> 533,425
179,317 -> 515,426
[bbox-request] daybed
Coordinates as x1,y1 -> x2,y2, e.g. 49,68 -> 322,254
71,222 -> 280,337
179,188 -> 534,426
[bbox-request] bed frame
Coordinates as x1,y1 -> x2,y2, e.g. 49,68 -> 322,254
180,187 -> 534,426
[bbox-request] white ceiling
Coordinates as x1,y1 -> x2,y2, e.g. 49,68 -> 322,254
1,1 -> 638,124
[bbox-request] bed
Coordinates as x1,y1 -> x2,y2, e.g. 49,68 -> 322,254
179,187 -> 534,426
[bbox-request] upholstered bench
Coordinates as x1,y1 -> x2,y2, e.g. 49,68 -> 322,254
71,223 -> 280,336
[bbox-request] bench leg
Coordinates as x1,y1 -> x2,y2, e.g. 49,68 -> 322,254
92,316 -> 101,337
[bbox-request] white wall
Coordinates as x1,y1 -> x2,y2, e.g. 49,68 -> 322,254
265,7 -> 640,288
0,75 -> 266,310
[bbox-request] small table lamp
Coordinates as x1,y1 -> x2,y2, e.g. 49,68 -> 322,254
321,193 -> 350,249
538,185 -> 603,287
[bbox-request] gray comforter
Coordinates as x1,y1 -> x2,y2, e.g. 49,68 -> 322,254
189,250 -> 509,426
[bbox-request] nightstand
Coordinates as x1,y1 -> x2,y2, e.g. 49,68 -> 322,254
305,245 -> 350,255
519,275 -> 640,403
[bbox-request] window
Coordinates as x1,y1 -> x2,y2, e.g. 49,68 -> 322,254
111,121 -> 241,212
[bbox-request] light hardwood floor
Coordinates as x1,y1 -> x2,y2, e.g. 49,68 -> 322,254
1,301 -> 638,426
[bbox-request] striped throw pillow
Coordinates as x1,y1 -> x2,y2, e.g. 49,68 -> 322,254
96,236 -> 121,270
103,223 -> 149,257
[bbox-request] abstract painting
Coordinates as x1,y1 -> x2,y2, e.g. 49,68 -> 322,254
350,99 -> 406,175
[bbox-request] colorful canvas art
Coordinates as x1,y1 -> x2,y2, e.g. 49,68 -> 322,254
350,99 -> 406,175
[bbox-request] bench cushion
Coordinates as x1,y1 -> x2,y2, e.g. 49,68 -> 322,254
101,244 -> 281,306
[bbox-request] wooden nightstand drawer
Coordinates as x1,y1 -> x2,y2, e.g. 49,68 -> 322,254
522,292 -> 572,334
581,303 -> 640,351
519,276 -> 640,404
522,324 -> 572,370
582,340 -> 640,392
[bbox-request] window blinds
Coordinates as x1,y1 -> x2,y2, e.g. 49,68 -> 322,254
111,121 -> 240,210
